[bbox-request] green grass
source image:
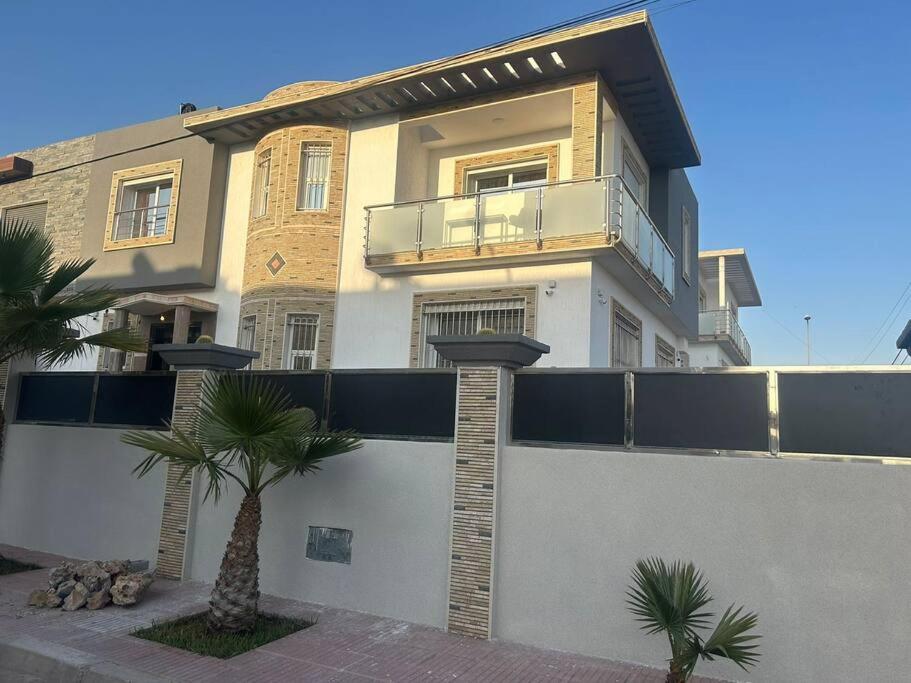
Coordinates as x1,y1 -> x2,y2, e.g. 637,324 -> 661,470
133,612 -> 313,659
0,557 -> 41,575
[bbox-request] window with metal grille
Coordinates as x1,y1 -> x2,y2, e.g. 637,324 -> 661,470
238,315 -> 256,351
655,335 -> 676,367
252,149 -> 271,218
283,313 -> 319,369
622,141 -> 648,204
297,143 -> 331,210
420,298 -> 525,368
611,302 -> 642,368
112,175 -> 173,242
2,201 -> 48,232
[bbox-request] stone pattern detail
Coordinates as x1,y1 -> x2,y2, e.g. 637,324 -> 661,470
572,75 -> 604,178
239,123 -> 348,370
0,135 -> 95,265
156,370 -> 205,579
410,286 -> 538,368
448,367 -> 501,638
452,144 -> 560,195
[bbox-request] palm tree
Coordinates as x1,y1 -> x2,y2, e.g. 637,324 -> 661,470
627,558 -> 761,682
122,373 -> 362,632
0,219 -> 145,449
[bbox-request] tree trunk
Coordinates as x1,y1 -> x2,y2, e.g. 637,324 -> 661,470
666,665 -> 687,683
208,494 -> 262,632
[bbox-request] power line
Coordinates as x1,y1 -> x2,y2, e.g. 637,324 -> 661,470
858,282 -> 911,363
890,348 -> 903,365
760,308 -> 835,364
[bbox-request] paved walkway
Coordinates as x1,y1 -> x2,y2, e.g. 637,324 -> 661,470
0,545 -> 719,682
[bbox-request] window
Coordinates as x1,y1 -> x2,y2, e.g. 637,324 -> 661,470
698,289 -> 707,312
611,301 -> 642,368
655,335 -> 676,367
2,201 -> 47,232
103,160 -> 182,251
622,141 -> 648,204
682,206 -> 692,283
238,315 -> 256,351
252,149 -> 271,218
297,143 -> 331,210
283,313 -> 319,369
467,163 -> 547,194
420,298 -> 525,368
112,175 -> 173,242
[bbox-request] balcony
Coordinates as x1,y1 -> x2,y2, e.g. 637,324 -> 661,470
698,309 -> 752,365
364,175 -> 675,301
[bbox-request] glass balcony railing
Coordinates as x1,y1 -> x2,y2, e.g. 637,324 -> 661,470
365,175 -> 675,299
699,309 -> 752,364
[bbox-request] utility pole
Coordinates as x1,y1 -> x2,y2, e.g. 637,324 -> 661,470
804,315 -> 812,365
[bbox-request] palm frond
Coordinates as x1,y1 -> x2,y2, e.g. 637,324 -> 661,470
0,219 -> 53,301
122,426 -> 244,502
699,604 -> 761,671
626,558 -> 713,638
39,326 -> 146,366
38,258 -> 96,303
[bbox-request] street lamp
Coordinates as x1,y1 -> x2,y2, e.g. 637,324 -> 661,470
803,315 -> 812,365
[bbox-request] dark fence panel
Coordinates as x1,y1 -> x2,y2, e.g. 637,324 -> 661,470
16,374 -> 95,424
634,372 -> 769,451
327,371 -> 457,440
512,372 -> 626,445
93,374 -> 176,428
778,372 -> 911,457
252,372 -> 328,422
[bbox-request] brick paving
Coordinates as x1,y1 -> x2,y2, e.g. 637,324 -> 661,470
0,544 -> 724,682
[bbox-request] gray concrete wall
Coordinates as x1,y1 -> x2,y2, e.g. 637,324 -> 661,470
79,110 -> 228,291
188,439 -> 454,628
0,424 -> 166,564
494,445 -> 911,683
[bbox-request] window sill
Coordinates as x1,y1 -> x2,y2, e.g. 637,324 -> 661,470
102,235 -> 176,252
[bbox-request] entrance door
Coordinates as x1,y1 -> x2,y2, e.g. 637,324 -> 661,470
146,323 -> 174,371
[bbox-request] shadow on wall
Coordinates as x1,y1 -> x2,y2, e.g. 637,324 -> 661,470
77,251 -> 214,292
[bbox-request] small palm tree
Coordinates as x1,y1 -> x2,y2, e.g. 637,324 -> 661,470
122,373 -> 362,632
0,219 -> 144,449
627,558 -> 761,682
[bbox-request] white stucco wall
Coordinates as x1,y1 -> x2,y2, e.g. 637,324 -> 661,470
689,341 -> 737,367
188,439 -> 454,628
167,143 -> 254,345
0,424 -> 166,564
494,445 -> 911,683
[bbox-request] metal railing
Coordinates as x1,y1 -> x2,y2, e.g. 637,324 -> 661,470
699,309 -> 752,364
364,174 -> 675,298
111,204 -> 170,242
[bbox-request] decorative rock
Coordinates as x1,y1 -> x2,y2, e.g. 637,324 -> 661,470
101,560 -> 129,578
45,590 -> 63,608
110,572 -> 153,606
62,582 -> 89,611
86,589 -> 111,610
48,563 -> 75,589
55,579 -> 77,598
27,590 -> 50,608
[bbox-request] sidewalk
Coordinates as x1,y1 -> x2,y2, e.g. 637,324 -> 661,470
0,545 -> 719,682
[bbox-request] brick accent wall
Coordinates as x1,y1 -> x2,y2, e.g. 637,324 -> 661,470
0,136 -> 95,265
409,286 -> 538,368
238,287 -> 335,370
452,144 -> 560,195
572,74 -> 605,178
448,366 -> 502,638
156,369 -> 205,580
240,123 -> 348,369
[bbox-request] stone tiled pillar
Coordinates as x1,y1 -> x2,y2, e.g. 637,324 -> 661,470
155,369 -> 205,580
447,366 -> 506,638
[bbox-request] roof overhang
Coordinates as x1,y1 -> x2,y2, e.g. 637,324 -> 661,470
0,156 -> 33,184
114,292 -> 219,316
184,11 -> 700,169
699,248 -> 762,307
897,320 -> 911,350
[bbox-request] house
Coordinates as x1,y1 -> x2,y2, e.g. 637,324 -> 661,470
688,249 -> 762,366
0,10 -> 755,372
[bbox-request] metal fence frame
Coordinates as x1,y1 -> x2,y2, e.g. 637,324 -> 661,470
509,365 -> 911,464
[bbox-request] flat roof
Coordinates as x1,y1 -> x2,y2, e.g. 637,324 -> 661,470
699,248 -> 762,307
184,11 -> 700,169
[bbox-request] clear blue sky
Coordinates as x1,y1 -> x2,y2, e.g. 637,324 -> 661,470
2,0 -> 909,365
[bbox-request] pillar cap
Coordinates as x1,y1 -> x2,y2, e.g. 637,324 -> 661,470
152,343 -> 259,370
428,334 -> 549,369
